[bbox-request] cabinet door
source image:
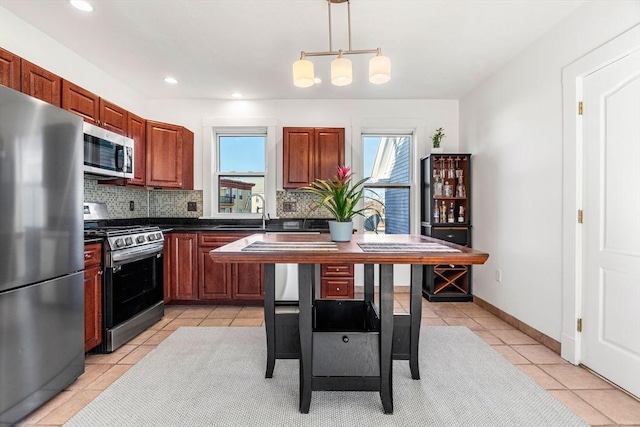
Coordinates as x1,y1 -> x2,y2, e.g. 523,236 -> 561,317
166,233 -> 198,300
0,47 -> 21,90
283,127 -> 314,188
146,121 -> 191,188
21,59 -> 61,106
180,126 -> 194,190
314,128 -> 345,181
198,246 -> 232,300
84,265 -> 102,352
232,263 -> 264,300
99,98 -> 128,135
61,79 -> 99,125
127,113 -> 146,186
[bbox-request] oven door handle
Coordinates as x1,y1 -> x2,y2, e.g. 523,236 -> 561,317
110,244 -> 164,266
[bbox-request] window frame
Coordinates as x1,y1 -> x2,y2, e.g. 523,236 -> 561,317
211,127 -> 268,217
361,132 -> 414,235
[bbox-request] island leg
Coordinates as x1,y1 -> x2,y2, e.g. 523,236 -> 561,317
264,263 -> 276,378
364,264 -> 374,304
379,264 -> 394,414
298,263 -> 314,413
409,264 -> 422,380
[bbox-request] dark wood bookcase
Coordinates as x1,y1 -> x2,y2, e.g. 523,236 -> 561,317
420,153 -> 473,301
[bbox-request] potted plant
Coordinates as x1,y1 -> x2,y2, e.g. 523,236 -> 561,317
432,127 -> 445,153
300,166 -> 368,241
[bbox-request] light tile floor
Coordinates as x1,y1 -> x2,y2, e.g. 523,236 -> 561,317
18,293 -> 640,426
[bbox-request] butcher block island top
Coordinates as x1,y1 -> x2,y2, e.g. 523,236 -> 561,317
209,233 -> 489,265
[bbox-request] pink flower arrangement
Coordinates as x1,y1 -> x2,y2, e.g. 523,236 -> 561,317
300,166 -> 368,222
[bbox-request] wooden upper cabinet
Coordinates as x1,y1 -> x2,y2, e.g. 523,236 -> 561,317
315,128 -> 345,181
146,120 -> 194,189
0,47 -> 21,90
283,128 -> 314,189
283,127 -> 344,189
21,59 -> 61,106
62,80 -> 128,135
99,98 -> 128,135
127,113 -> 146,186
62,80 -> 99,125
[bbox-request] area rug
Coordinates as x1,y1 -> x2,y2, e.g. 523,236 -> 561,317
65,327 -> 587,427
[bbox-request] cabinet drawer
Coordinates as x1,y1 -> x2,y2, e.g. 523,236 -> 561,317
83,243 -> 102,268
312,331 -> 379,376
321,263 -> 353,277
321,278 -> 353,298
431,227 -> 469,246
199,232 -> 251,246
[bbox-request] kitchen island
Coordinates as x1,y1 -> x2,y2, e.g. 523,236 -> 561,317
210,233 -> 489,414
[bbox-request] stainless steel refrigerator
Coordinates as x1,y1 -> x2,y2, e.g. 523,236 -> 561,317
0,86 -> 85,426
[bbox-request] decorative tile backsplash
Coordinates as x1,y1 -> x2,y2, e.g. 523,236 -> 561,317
85,178 -> 330,219
150,190 -> 203,218
84,179 -> 149,218
84,178 -> 203,218
276,190 -> 332,219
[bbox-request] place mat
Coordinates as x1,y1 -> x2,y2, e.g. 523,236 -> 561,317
358,242 -> 461,252
241,241 -> 338,252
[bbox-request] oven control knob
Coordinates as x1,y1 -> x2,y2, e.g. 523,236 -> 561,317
136,235 -> 146,243
155,233 -> 162,240
114,238 -> 125,247
125,237 -> 133,246
147,234 -> 155,241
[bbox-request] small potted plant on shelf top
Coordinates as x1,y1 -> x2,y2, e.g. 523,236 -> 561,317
432,127 -> 445,153
300,166 -> 368,242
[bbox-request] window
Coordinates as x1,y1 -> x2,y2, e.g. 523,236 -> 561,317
362,134 -> 412,234
215,133 -> 266,214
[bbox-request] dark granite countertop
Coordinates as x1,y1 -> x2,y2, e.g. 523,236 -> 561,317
84,217 -> 330,233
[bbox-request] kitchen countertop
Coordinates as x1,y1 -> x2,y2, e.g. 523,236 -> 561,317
85,217 -> 330,233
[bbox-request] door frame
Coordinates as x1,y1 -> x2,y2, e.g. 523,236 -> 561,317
560,24 -> 640,364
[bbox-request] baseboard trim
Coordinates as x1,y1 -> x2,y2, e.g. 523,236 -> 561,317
473,296 -> 561,354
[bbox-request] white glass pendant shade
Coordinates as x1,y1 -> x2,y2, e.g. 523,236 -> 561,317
331,55 -> 353,86
369,53 -> 391,84
293,58 -> 315,88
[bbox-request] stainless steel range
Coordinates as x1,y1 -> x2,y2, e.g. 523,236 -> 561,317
84,203 -> 164,353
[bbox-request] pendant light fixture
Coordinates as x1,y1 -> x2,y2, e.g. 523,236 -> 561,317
292,0 -> 390,87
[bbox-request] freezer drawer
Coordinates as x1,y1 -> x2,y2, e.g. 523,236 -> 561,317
0,273 -> 85,426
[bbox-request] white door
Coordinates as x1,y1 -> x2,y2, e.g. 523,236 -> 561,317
581,50 -> 640,397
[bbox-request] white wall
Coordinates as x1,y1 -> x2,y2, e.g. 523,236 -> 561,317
459,0 -> 640,340
144,98 -> 459,190
0,6 -> 147,117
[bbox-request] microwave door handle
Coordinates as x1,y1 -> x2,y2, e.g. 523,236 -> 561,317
115,146 -> 124,171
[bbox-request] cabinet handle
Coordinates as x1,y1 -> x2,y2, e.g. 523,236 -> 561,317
342,335 -> 349,343
446,234 -> 455,239
336,287 -> 340,291
84,253 -> 91,259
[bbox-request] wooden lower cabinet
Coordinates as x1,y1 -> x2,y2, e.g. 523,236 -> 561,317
165,232 -> 263,302
320,263 -> 354,299
165,233 -> 198,301
84,243 -> 102,352
198,245 -> 232,300
231,263 -> 264,300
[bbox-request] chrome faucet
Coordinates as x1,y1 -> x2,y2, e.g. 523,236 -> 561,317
251,194 -> 267,229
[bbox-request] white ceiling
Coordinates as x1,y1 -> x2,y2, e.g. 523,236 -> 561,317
0,0 -> 584,100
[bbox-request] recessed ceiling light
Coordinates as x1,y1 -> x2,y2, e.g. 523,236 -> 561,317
69,0 -> 93,12
231,93 -> 243,99
163,77 -> 178,84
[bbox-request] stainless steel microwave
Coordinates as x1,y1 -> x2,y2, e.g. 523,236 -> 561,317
83,122 -> 134,179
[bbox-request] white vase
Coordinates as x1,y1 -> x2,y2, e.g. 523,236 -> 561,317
431,147 -> 444,153
328,221 -> 353,242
